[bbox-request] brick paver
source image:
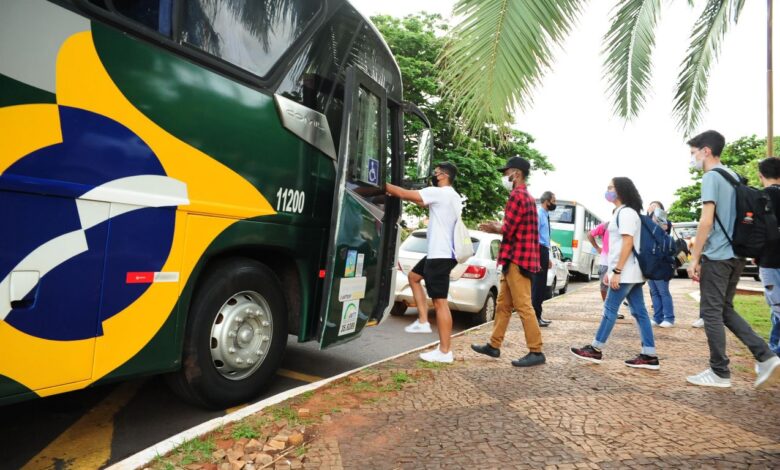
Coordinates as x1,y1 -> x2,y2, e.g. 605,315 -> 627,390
304,279 -> 780,469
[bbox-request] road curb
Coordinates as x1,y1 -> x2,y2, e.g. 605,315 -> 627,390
108,320 -> 490,470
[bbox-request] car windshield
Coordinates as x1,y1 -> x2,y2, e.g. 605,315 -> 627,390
401,232 -> 481,254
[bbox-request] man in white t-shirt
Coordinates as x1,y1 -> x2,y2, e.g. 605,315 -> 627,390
386,162 -> 462,363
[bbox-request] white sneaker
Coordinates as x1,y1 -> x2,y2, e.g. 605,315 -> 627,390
404,320 -> 432,334
651,320 -> 660,327
692,318 -> 705,328
686,368 -> 731,388
419,348 -> 453,363
755,355 -> 780,389
659,321 -> 673,328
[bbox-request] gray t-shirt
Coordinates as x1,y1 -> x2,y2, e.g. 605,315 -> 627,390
701,165 -> 738,260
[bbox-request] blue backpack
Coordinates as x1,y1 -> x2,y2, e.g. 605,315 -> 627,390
616,208 -> 677,281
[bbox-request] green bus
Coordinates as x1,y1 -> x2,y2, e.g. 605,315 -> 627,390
0,0 -> 431,408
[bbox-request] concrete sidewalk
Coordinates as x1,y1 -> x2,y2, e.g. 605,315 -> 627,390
302,279 -> 780,468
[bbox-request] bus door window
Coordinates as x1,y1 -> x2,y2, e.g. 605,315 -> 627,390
346,86 -> 384,201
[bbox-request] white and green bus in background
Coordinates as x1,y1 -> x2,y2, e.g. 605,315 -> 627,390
540,199 -> 603,281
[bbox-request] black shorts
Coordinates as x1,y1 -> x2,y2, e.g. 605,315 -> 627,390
411,257 -> 458,299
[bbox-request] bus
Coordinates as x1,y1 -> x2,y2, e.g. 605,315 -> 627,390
540,199 -> 603,281
0,0 -> 432,408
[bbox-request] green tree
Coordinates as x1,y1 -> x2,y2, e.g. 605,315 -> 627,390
668,136 -> 777,221
372,13 -> 553,225
438,0 -> 753,138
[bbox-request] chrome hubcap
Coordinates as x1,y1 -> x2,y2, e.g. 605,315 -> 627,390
210,291 -> 273,380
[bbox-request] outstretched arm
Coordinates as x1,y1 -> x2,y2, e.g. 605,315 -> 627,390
385,183 -> 424,205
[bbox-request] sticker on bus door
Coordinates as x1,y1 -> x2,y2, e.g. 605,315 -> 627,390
338,300 -> 359,336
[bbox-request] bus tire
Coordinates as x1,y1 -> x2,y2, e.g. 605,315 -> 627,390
166,258 -> 288,409
389,301 -> 407,316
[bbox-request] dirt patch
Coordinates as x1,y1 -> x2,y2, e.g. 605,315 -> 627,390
144,364 -> 441,470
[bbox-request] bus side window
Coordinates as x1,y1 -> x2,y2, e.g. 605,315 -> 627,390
91,0 -> 174,37
180,0 -> 320,78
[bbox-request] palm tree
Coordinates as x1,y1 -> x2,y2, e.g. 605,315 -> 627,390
438,0 -> 751,138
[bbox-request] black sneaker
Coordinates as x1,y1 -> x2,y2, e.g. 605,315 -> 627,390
617,313 -> 625,320
570,345 -> 603,364
471,343 -> 500,358
537,318 -> 551,327
512,352 -> 546,367
624,354 -> 660,370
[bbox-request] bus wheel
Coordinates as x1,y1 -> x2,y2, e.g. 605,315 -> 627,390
389,301 -> 407,316
166,258 -> 287,409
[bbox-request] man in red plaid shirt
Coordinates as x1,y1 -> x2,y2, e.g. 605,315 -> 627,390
472,156 -> 545,367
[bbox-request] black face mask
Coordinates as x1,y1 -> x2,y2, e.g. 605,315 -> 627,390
548,203 -> 557,212
430,175 -> 439,187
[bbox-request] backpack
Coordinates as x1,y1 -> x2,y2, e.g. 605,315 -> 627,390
452,199 -> 474,263
616,208 -> 677,280
711,168 -> 780,258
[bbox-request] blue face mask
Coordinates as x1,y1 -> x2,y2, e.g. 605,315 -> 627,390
605,191 -> 618,203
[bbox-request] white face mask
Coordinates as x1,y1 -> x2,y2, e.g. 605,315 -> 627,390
690,151 -> 704,171
501,175 -> 514,191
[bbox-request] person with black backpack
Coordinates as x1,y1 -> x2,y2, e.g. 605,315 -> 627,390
570,177 -> 659,370
757,157 -> 780,358
684,130 -> 780,389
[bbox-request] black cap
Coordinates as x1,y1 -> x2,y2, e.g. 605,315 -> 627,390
437,161 -> 458,180
497,156 -> 530,174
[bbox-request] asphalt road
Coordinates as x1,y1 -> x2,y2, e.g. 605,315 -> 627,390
0,280 -> 589,470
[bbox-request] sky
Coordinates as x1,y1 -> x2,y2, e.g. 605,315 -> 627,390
351,0 -> 778,220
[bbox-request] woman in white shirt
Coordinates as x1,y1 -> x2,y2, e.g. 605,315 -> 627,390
570,178 -> 659,370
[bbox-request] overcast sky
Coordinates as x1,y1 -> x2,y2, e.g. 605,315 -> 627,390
351,0 -> 777,220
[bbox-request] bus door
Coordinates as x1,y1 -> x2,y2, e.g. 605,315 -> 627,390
318,67 -> 390,348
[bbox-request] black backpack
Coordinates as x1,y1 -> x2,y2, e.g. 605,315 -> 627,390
711,168 -> 780,258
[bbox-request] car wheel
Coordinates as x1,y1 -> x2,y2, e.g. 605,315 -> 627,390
476,290 -> 497,325
389,301 -> 407,316
165,258 -> 287,409
559,279 -> 568,294
547,277 -> 556,299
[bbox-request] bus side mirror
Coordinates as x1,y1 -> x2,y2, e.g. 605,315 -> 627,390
416,128 -> 433,182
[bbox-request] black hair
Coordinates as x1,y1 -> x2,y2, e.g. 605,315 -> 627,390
758,156 -> 780,179
436,161 -> 457,182
687,130 -> 726,157
612,177 -> 643,213
540,191 -> 555,203
649,200 -> 665,210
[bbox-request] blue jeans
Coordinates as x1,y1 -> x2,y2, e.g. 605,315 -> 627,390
593,282 -> 656,355
648,279 -> 675,324
759,267 -> 780,357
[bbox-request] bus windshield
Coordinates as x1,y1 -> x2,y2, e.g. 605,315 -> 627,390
549,204 -> 576,224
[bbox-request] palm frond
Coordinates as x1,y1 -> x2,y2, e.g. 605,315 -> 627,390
602,0 -> 662,120
673,0 -> 746,135
437,0 -> 582,137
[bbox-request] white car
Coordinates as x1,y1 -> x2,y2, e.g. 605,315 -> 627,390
392,229 -> 568,324
546,244 -> 570,298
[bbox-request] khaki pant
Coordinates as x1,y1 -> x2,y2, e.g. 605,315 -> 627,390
490,263 -> 543,352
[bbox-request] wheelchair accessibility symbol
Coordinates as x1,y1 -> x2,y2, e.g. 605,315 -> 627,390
368,159 -> 379,185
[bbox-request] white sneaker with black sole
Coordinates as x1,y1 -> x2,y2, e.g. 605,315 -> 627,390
692,318 -> 705,328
